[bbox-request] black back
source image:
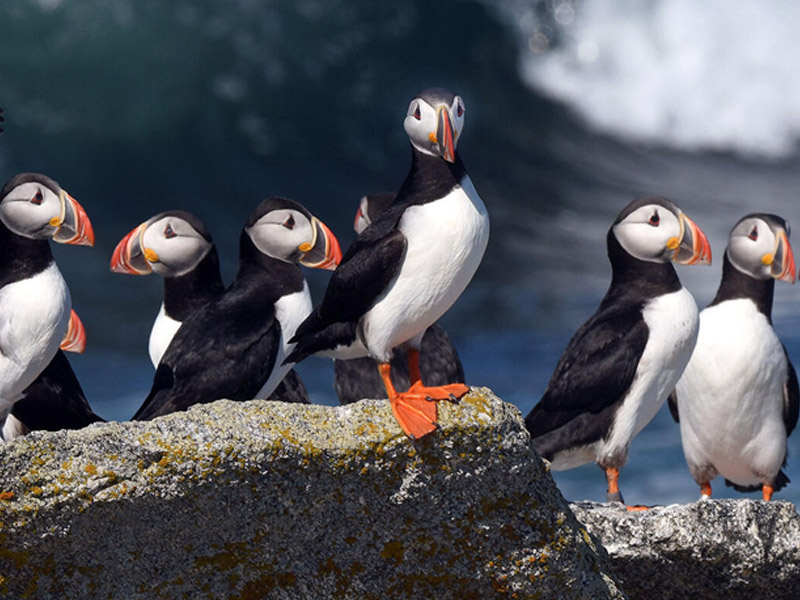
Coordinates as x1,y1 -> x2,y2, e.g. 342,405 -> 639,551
162,245 -> 225,321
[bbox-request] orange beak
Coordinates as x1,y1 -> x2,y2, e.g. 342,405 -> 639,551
771,229 -> 796,283
672,213 -> 712,266
110,223 -> 152,275
299,217 -> 342,271
436,106 -> 456,163
53,191 -> 95,247
60,309 -> 87,354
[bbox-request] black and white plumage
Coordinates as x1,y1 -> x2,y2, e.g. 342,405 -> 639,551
0,173 -> 94,422
334,192 -> 465,405
131,197 -> 341,420
671,213 -> 798,501
525,198 -> 711,505
4,350 -> 104,439
285,88 -> 489,439
111,210 -> 311,404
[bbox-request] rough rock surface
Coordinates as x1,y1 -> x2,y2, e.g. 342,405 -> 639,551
571,499 -> 800,600
0,388 -> 623,600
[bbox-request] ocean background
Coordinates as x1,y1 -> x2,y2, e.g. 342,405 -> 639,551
3,0 -> 800,506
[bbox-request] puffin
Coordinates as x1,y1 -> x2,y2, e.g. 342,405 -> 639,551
284,88 -> 489,440
111,210 -> 311,404
334,192 -> 466,405
670,213 -> 798,501
131,197 -> 341,420
525,197 -> 711,506
0,173 -> 94,421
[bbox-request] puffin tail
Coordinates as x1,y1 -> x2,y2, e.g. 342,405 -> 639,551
724,470 -> 790,494
284,321 -> 358,366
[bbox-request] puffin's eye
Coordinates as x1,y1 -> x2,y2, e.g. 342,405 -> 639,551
164,224 -> 176,239
282,215 -> 295,230
413,104 -> 421,120
748,226 -> 758,241
456,102 -> 464,118
648,210 -> 660,226
31,189 -> 44,205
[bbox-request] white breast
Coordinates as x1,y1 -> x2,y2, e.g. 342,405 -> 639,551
599,287 -> 699,466
255,282 -> 313,399
675,299 -> 787,486
361,176 -> 489,362
0,263 -> 71,416
148,303 -> 182,367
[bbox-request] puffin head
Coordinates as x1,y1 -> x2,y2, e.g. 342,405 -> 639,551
244,197 -> 342,270
353,192 -> 396,234
0,173 -> 94,246
111,210 -> 214,278
612,197 -> 712,266
727,213 -> 795,283
403,88 -> 465,163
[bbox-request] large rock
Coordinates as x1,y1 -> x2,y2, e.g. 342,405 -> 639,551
571,500 -> 800,600
0,388 -> 623,599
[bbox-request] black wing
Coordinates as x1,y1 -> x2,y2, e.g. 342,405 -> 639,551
525,304 -> 649,445
783,345 -> 799,436
11,350 -> 104,431
133,293 -> 281,420
285,229 -> 407,363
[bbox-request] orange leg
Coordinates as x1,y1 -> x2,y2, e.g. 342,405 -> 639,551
403,349 -> 470,404
763,484 -> 774,501
379,362 -> 438,440
605,467 -> 649,511
700,482 -> 712,499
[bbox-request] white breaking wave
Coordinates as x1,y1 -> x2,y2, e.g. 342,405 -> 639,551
487,0 -> 800,159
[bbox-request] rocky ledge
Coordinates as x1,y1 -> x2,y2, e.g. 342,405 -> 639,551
571,499 -> 800,600
0,388 -> 622,600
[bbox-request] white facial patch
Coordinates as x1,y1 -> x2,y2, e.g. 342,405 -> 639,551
613,204 -> 682,263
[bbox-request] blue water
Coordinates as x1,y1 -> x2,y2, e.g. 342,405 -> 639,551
3,0 -> 800,507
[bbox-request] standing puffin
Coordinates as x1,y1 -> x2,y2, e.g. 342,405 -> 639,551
525,198 -> 711,506
284,88 -> 489,439
671,213 -> 798,500
111,210 -> 310,403
131,197 -> 341,420
0,173 -> 94,420
334,192 -> 465,405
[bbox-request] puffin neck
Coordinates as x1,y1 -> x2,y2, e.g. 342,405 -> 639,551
0,222 -> 54,288
708,253 -> 775,321
604,228 -> 682,304
232,230 -> 305,303
162,246 -> 225,321
394,145 -> 467,208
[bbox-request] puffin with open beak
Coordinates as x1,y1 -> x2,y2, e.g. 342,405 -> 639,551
284,88 -> 489,440
525,197 -> 711,508
0,172 -> 94,421
671,213 -> 798,501
132,197 -> 341,420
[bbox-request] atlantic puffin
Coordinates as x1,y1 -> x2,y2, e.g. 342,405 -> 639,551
671,213 -> 798,501
111,210 -> 311,404
0,173 -> 94,420
525,197 -> 711,506
284,88 -> 489,439
334,192 -> 466,405
131,197 -> 341,420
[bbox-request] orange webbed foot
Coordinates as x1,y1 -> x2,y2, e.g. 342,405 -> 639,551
390,394 -> 438,440
405,381 -> 470,403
